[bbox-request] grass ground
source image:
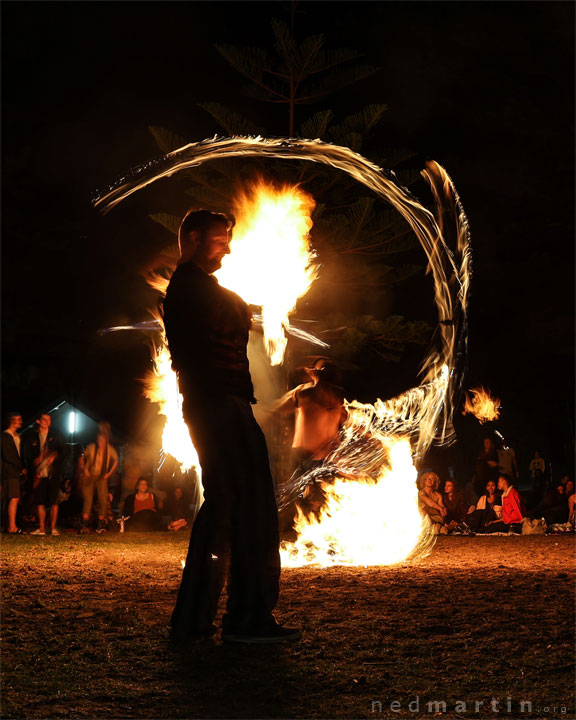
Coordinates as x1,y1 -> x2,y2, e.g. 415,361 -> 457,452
1,533 -> 574,720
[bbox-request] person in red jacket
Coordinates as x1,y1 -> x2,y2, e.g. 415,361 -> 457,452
481,472 -> 525,534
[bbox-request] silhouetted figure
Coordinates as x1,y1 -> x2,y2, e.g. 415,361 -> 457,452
1,412 -> 26,533
163,209 -> 299,644
23,414 -> 65,535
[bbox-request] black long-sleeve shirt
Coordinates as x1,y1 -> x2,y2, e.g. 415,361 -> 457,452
162,261 -> 255,402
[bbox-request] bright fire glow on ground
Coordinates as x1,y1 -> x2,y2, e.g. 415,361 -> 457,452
280,439 -> 432,567
215,179 -> 317,365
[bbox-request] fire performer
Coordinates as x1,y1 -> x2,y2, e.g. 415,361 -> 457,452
162,209 -> 300,644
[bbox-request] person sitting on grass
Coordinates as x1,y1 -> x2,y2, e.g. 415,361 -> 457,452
418,470 -> 447,534
123,479 -> 163,532
479,472 -> 524,534
441,478 -> 468,532
164,486 -> 192,532
466,479 -> 502,533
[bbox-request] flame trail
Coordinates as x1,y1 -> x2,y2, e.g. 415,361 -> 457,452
462,386 -> 501,424
141,336 -> 200,476
94,136 -> 472,565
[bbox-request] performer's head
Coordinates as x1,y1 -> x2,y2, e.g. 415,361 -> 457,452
178,209 -> 233,273
305,357 -> 343,387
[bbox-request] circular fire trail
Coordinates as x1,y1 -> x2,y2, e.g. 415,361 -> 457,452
94,136 -> 471,566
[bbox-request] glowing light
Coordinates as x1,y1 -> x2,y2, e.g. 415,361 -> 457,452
68,411 -> 76,434
142,341 -> 200,475
215,180 -> 317,365
462,386 -> 501,424
280,438 -> 434,567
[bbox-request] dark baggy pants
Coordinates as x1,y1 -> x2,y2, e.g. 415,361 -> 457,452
171,391 -> 281,637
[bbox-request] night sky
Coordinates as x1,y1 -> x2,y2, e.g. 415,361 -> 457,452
2,2 -> 574,474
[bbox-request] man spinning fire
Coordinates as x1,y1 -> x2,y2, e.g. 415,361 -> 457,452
162,209 -> 300,644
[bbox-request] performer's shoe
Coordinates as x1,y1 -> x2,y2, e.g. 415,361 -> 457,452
222,623 -> 301,644
168,623 -> 218,648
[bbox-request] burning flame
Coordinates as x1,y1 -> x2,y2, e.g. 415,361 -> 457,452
215,180 -> 318,365
142,342 -> 200,474
281,438 -> 433,567
462,386 -> 501,424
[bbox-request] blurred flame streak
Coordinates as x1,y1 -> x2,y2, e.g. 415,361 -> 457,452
462,386 -> 501,424
142,339 -> 200,475
280,438 -> 434,567
215,179 -> 318,365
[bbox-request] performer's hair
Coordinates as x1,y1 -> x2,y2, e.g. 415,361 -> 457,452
498,472 -> 512,484
178,209 -> 232,247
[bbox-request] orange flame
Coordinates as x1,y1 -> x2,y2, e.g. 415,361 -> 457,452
462,387 -> 501,424
281,438 -> 434,567
142,342 -> 200,475
215,179 -> 318,365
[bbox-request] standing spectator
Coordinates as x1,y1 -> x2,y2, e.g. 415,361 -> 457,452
497,440 -> 518,483
529,451 -> 546,487
441,479 -> 468,531
1,412 -> 27,533
80,422 -> 118,533
472,436 -> 500,498
23,414 -> 65,535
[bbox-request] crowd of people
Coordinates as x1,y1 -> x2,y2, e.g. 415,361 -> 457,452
2,409 -> 574,539
417,439 -> 575,536
0,413 -> 195,535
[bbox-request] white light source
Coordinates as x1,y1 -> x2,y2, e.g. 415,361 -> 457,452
69,411 -> 76,434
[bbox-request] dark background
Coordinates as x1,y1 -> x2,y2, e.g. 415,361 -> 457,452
2,1 -> 574,479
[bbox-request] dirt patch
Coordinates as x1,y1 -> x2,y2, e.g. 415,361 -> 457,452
1,534 -> 574,719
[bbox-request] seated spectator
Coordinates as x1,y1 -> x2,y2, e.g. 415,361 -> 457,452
561,477 -> 574,498
528,483 -> 569,526
418,470 -> 447,534
163,486 -> 192,531
442,479 -> 468,531
466,479 -> 502,533
568,492 -> 575,526
123,479 -> 163,532
479,472 -> 524,534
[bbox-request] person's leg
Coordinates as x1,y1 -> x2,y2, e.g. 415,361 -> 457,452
223,400 -> 280,633
50,504 -> 59,534
95,477 -> 108,521
37,505 -> 47,532
170,399 -> 236,638
81,480 -> 94,527
7,497 -> 19,532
